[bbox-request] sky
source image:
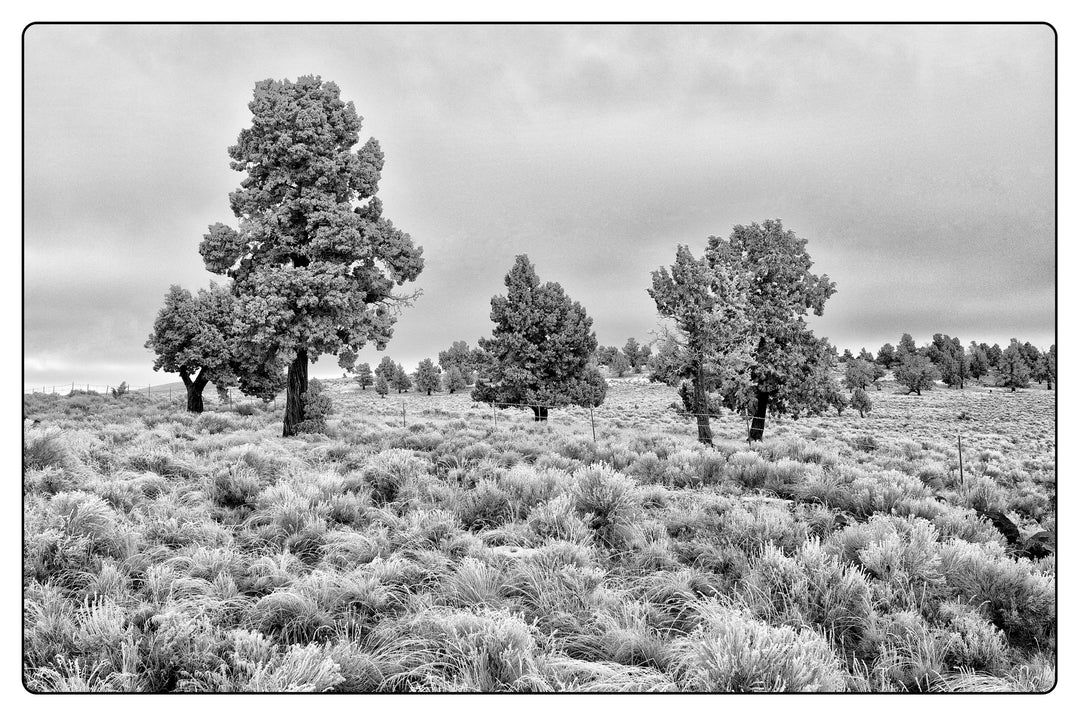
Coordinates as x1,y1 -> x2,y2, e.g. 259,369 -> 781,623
22,23 -> 1056,390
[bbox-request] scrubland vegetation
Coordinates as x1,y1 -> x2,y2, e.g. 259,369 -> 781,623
23,376 -> 1055,692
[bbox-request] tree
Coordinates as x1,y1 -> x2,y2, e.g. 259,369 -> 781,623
414,358 -> 442,395
1043,345 -> 1056,389
1019,342 -> 1042,375
472,255 -> 607,421
391,363 -> 412,393
986,343 -> 1003,368
850,387 -> 872,418
649,244 -> 749,445
843,358 -> 875,391
704,219 -> 837,441
967,342 -> 989,385
623,338 -> 642,371
997,339 -> 1031,391
610,350 -> 632,378
927,333 -> 968,388
637,343 -> 652,369
355,362 -> 374,390
876,343 -> 897,369
145,284 -> 238,413
896,333 -> 918,362
595,345 -> 621,366
374,373 -> 389,398
841,348 -> 854,362
199,75 -> 423,436
895,354 -> 939,395
438,341 -> 484,384
375,356 -> 397,384
443,365 -> 467,393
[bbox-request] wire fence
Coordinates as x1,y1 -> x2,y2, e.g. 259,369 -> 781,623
24,382 -> 273,409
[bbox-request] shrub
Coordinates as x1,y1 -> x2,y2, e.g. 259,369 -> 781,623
572,465 -> 640,549
671,603 -> 847,692
296,379 -> 334,434
24,426 -> 72,472
456,480 -> 513,530
209,462 -> 262,508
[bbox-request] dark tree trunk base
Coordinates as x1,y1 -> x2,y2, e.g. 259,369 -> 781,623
531,406 -> 549,422
283,348 -> 309,437
186,385 -> 205,413
748,389 -> 770,442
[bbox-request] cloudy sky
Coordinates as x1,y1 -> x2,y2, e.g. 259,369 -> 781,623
23,23 -> 1055,389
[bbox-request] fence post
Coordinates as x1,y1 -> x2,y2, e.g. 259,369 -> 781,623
71,381 -> 75,393
493,402 -> 497,429
957,432 -> 964,488
590,407 -> 596,443
148,384 -> 152,398
401,400 -> 406,428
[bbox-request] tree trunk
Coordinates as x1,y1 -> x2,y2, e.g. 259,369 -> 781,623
531,405 -> 549,422
180,368 -> 208,413
692,362 -> 712,446
748,389 -> 770,442
283,348 -> 309,437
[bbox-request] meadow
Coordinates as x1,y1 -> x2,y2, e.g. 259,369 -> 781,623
22,375 -> 1056,692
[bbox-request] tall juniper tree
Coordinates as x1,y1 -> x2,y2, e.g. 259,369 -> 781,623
200,75 -> 423,436
473,255 -> 606,420
649,244 -> 748,445
704,220 -> 837,441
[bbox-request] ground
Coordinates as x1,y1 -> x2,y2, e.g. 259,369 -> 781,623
22,375 -> 1055,692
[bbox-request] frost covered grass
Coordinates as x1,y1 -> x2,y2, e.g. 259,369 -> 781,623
22,378 -> 1055,692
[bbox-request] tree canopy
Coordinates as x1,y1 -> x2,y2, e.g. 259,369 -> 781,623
704,219 -> 837,441
199,75 -> 423,435
472,255 -> 606,420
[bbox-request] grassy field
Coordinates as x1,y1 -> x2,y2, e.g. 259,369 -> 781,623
22,375 -> 1056,692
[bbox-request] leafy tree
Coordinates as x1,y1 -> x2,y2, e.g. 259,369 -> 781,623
649,244 -> 749,445
472,255 -> 606,421
1043,345 -> 1056,389
354,362 -> 374,390
843,358 -> 875,391
391,363 -> 412,393
199,75 -> 423,436
414,358 -> 442,395
375,356 -> 397,384
637,343 -> 652,368
623,338 -> 642,371
145,283 -> 239,413
986,343 -> 1003,368
705,219 -> 837,441
876,343 -> 897,369
647,333 -> 685,385
595,345 -> 621,366
443,365 -> 467,393
1019,342 -> 1042,374
858,348 -> 875,363
850,387 -> 872,417
967,342 -> 989,385
374,373 -> 389,398
895,354 -> 939,395
927,333 -> 968,388
111,381 -> 130,399
610,350 -> 632,378
997,339 -> 1031,392
841,348 -> 854,362
438,341 -> 484,384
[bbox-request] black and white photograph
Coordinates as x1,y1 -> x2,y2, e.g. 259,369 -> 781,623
20,19 -> 1059,697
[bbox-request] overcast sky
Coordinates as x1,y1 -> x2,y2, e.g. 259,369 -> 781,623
23,23 -> 1055,389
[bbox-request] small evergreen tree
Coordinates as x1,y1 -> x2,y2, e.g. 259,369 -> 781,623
850,387 -> 872,417
895,354 -> 939,395
623,338 -> 642,371
355,362 -> 374,390
391,363 -> 412,393
841,348 -> 854,362
375,356 -> 397,383
374,373 -> 389,398
998,339 -> 1031,392
986,343 -> 1003,368
610,351 -> 632,378
294,379 -> 333,434
967,342 -> 989,384
876,343 -> 897,369
414,358 -> 442,395
896,333 -> 918,362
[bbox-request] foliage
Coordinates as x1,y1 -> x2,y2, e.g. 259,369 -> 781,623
442,366 -> 467,394
704,220 -> 837,440
967,342 -> 990,384
876,343 -> 897,369
198,75 -> 423,432
927,334 -> 968,388
438,341 -> 485,384
295,379 -> 333,434
850,387 -> 872,417
414,359 -> 442,395
610,351 -> 632,377
843,358 -> 875,391
895,355 -> 939,396
110,382 -> 129,398
374,374 -> 389,398
391,364 -> 412,393
997,340 -> 1031,392
472,255 -> 607,416
355,363 -> 374,390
